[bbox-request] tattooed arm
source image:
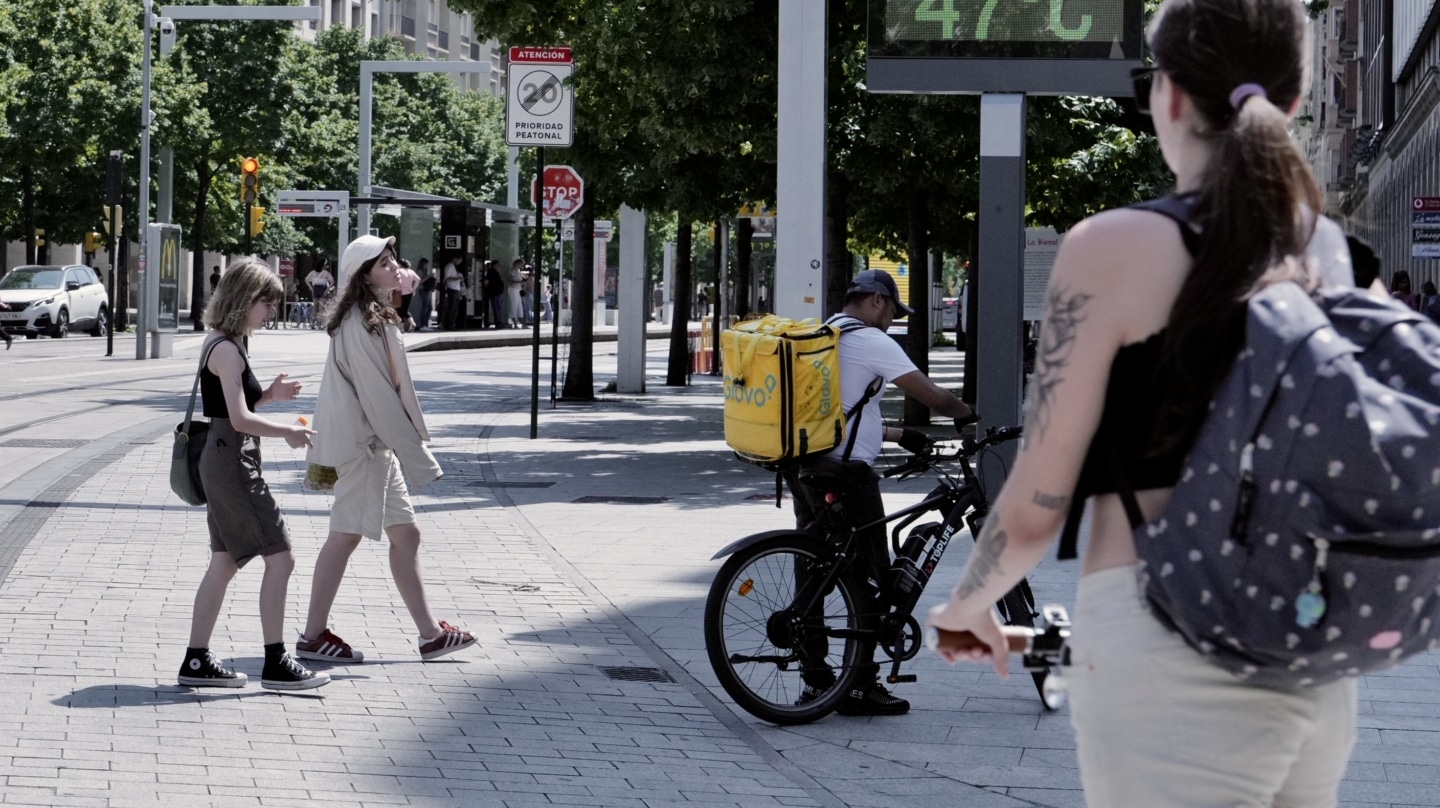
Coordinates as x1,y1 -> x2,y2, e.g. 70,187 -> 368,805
925,207 -> 1185,675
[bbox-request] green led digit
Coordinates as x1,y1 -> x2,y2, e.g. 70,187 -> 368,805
976,0 -> 999,40
915,0 -> 964,39
1049,0 -> 1094,40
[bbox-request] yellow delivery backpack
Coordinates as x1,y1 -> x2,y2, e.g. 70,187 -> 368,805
722,315 -> 881,468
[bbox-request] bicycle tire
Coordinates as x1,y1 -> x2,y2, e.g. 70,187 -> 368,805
704,534 -> 870,725
995,578 -> 1054,710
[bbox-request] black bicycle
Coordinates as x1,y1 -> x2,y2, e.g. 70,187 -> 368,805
704,425 -> 1057,724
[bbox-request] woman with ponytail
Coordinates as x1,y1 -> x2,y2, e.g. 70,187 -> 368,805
926,1 -> 1359,804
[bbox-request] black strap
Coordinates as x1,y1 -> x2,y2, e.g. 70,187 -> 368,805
182,338 -> 226,431
1130,194 -> 1201,256
826,314 -> 886,463
1058,446 -> 1145,561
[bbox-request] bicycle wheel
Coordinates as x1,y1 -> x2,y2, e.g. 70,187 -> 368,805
704,534 -> 870,725
995,578 -> 1053,709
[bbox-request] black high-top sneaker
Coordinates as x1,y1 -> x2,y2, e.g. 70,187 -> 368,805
260,644 -> 331,691
177,648 -> 248,688
835,682 -> 910,717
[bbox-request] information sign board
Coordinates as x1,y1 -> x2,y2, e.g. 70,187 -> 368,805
1415,197 -> 1440,259
1023,227 -> 1062,321
506,47 -> 574,148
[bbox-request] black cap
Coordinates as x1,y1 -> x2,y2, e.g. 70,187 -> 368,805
848,269 -> 914,318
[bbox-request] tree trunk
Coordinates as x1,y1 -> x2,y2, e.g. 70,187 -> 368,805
665,218 -> 694,386
903,186 -> 931,426
190,160 -> 213,330
22,163 -> 35,265
823,171 -> 851,317
735,217 -> 753,316
561,187 -> 596,400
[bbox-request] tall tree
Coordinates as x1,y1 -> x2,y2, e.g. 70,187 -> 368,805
0,0 -> 140,261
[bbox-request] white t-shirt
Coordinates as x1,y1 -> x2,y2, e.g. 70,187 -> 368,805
824,317 -> 917,465
443,263 -> 463,291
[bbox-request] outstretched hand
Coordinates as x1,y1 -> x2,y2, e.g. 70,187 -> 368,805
267,373 -> 302,402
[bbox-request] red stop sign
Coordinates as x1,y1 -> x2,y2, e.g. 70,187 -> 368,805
530,165 -> 585,220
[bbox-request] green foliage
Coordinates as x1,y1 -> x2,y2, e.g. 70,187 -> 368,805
0,0 -> 141,245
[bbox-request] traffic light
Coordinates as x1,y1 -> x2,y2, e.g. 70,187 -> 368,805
84,232 -> 103,253
249,206 -> 266,238
240,157 -> 260,205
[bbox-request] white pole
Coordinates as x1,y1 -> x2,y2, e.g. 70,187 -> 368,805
617,205 -> 647,393
775,0 -> 826,321
136,0 -> 154,360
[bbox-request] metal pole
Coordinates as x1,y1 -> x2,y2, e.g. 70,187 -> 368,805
551,234 -> 561,407
358,65 -> 373,236
530,147 -> 545,439
976,93 -> 1027,496
107,203 -> 119,357
245,202 -> 253,257
136,0 -> 154,360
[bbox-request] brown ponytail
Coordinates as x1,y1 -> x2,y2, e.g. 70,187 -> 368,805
1149,0 -> 1322,454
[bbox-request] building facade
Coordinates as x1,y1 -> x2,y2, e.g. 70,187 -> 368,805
296,0 -> 506,96
1301,0 -> 1440,286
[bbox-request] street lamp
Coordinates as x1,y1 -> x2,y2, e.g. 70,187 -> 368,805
136,3 -> 321,359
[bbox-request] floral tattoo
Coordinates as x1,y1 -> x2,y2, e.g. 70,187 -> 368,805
1026,285 -> 1092,446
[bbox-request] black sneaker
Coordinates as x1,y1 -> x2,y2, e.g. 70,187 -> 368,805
261,652 -> 331,691
177,648 -> 247,688
835,683 -> 910,716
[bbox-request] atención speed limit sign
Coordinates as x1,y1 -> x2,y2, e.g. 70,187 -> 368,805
506,46 -> 573,148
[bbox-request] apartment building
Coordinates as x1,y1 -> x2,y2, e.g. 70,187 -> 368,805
295,0 -> 506,96
1300,0 -> 1440,283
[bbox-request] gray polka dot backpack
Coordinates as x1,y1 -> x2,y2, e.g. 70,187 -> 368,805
1123,203 -> 1440,689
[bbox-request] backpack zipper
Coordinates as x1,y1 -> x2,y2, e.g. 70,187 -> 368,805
1230,443 -> 1257,544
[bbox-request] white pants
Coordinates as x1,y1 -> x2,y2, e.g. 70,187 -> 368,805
1066,564 -> 1358,808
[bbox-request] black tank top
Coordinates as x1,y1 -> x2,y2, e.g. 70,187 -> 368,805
200,338 -> 264,418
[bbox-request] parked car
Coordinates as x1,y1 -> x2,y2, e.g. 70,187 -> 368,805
0,265 -> 110,339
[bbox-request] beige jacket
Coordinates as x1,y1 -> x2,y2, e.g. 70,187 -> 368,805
307,306 -> 441,489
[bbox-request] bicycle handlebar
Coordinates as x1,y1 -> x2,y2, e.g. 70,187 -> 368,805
881,423 -> 1024,479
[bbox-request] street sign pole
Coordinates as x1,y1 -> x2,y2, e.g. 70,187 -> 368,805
531,146 -> 546,439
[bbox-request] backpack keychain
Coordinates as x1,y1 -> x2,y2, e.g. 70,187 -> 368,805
1294,539 -> 1329,629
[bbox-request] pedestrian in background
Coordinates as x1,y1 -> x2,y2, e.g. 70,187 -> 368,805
483,260 -> 505,329
506,258 -> 525,328
177,258 -> 329,692
927,1 -> 1361,804
1,301 -> 12,350
396,258 -> 418,333
209,265 -> 221,295
307,261 -> 334,305
440,256 -> 464,330
1390,269 -> 1416,309
416,257 -> 435,331
298,236 -> 476,664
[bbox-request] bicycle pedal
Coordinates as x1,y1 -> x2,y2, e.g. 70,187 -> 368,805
886,674 -> 917,684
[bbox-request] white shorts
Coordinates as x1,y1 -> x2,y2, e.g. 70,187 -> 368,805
1065,563 -> 1358,808
330,445 -> 415,541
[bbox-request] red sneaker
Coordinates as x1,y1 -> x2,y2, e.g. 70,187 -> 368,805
419,621 -> 476,661
295,628 -> 365,663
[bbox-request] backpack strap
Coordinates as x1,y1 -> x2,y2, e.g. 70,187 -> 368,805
826,314 -> 886,463
1130,193 -> 1201,256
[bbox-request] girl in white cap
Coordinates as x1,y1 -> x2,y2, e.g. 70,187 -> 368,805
298,235 -> 476,663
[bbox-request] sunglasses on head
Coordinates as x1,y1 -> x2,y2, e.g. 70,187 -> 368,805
1131,66 -> 1159,114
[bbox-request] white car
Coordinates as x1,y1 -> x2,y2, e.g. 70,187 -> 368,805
0,265 -> 110,339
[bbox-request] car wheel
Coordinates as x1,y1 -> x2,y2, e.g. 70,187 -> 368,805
50,309 -> 68,339
88,307 -> 108,337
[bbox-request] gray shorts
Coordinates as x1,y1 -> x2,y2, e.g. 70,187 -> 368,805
329,444 -> 415,541
199,418 -> 292,567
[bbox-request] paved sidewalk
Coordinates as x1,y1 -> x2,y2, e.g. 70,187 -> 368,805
0,338 -> 1438,807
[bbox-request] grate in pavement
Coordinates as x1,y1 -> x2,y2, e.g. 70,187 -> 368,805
1,439 -> 89,449
573,495 -> 670,504
466,481 -> 557,489
598,666 -> 676,683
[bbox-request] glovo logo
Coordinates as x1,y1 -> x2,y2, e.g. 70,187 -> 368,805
725,373 -> 779,408
815,360 -> 834,416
